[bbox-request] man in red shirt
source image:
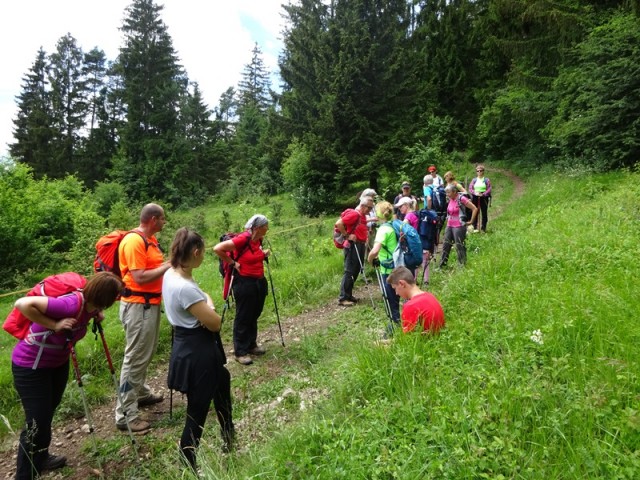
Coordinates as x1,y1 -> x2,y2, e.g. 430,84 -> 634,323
334,196 -> 374,306
387,266 -> 445,333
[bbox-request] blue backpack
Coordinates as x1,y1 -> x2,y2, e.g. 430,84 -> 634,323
388,220 -> 423,269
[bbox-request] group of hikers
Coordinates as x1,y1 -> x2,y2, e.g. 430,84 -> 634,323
6,163 -> 492,478
8,203 -> 274,477
335,164 -> 492,334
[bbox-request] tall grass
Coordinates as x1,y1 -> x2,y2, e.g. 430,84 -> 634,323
188,169 -> 640,479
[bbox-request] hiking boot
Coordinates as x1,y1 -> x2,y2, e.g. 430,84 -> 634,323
42,454 -> 67,471
138,392 -> 163,407
235,355 -> 253,365
249,345 -> 266,355
347,296 -> 359,303
338,299 -> 355,307
117,419 -> 150,432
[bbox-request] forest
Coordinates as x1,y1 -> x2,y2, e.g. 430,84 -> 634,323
3,0 -> 640,284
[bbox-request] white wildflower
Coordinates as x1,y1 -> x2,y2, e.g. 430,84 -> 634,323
530,329 -> 544,345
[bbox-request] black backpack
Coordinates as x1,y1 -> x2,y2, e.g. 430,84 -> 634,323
417,209 -> 438,243
431,185 -> 448,216
457,193 -> 472,222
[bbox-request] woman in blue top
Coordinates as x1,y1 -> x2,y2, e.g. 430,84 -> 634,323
163,228 -> 234,470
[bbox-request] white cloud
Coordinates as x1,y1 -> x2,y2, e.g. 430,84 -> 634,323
0,0 -> 286,157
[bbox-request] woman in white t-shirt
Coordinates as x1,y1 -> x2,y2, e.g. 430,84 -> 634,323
163,228 -> 234,470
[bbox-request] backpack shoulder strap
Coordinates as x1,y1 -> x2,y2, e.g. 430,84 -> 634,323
128,229 -> 150,250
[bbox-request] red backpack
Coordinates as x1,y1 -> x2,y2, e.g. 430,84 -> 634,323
94,230 -> 148,277
218,231 -> 253,300
333,209 -> 361,248
3,272 -> 86,339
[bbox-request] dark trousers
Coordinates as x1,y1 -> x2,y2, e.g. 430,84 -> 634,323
13,361 -> 69,480
381,273 -> 400,323
340,243 -> 365,301
439,226 -> 468,267
472,195 -> 489,231
181,366 -> 233,468
232,275 -> 268,356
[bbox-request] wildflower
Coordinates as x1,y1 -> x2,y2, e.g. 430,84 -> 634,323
530,329 -> 544,345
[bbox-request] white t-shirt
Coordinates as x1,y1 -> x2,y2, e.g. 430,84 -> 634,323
162,268 -> 207,328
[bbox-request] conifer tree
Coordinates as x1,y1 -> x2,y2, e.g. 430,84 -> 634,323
111,0 -> 189,204
10,48 -> 55,178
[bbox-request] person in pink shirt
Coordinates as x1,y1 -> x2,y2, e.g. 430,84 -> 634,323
11,272 -> 123,480
438,184 -> 478,268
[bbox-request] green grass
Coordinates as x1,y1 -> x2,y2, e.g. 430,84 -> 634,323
1,166 -> 639,479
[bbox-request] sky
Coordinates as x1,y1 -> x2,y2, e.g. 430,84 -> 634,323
0,0 -> 288,158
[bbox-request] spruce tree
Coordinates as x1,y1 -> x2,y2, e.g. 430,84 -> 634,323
10,48 -> 55,178
111,0 -> 189,204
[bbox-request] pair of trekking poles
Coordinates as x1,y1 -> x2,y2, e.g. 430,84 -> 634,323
65,319 -> 139,473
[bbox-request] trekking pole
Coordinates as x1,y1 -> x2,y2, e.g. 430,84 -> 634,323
374,264 -> 393,322
169,326 -> 174,420
221,273 -> 235,325
68,338 -> 102,471
353,245 -> 376,309
264,238 -> 278,267
265,257 -> 285,347
92,320 -> 138,455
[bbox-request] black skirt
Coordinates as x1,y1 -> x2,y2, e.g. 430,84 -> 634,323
167,326 -> 227,394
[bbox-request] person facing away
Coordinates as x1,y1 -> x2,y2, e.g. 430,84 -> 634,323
12,272 -> 123,480
387,266 -> 445,333
367,201 -> 401,328
115,203 -> 171,433
439,184 -> 478,268
469,164 -> 492,233
393,181 -> 417,220
443,171 -> 468,194
163,228 -> 234,471
213,214 -> 270,366
423,175 -> 434,210
334,196 -> 373,306
427,165 -> 444,188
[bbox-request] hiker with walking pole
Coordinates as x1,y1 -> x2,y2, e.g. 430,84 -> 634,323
214,214 -> 271,366
367,201 -> 401,334
469,164 -> 492,233
335,196 -> 374,306
9,272 -> 123,480
163,228 -> 234,471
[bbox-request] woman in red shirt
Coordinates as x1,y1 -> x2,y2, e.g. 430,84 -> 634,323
214,215 -> 271,365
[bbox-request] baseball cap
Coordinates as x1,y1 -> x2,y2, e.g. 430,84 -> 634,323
394,196 -> 413,208
401,181 -> 411,188
428,165 -> 437,172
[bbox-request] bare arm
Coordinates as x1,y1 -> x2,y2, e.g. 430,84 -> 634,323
187,300 -> 222,332
213,239 -> 240,270
465,200 -> 478,225
368,242 -> 382,263
14,297 -> 76,332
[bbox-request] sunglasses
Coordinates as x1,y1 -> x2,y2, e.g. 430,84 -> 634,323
476,169 -> 484,172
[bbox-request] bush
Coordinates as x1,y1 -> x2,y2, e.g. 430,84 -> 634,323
0,165 -> 102,288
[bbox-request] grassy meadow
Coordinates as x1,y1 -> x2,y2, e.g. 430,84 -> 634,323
1,165 -> 639,479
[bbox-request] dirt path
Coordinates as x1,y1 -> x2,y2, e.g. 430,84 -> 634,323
0,166 -> 525,480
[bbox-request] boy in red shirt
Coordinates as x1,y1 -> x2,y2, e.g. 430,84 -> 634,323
387,266 -> 445,333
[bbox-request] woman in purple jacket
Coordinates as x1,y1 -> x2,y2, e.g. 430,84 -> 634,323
11,272 -> 123,480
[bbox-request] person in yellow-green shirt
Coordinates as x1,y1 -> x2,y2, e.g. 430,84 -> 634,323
368,201 -> 400,328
